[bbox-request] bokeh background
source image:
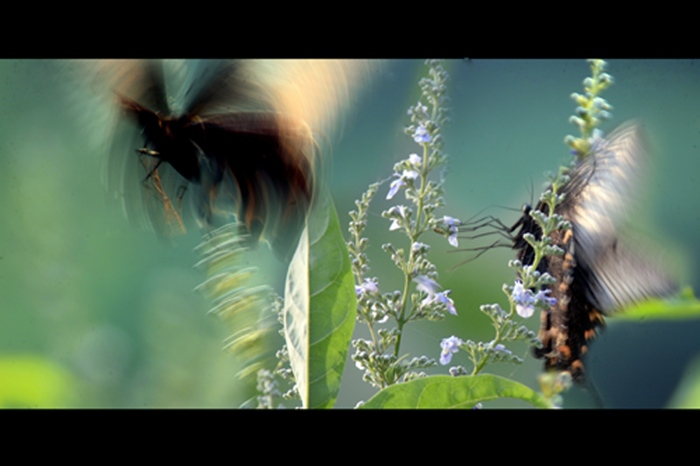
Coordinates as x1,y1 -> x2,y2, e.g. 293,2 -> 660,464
1,59 -> 699,408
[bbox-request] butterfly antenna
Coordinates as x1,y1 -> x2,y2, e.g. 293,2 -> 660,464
457,228 -> 513,242
447,240 -> 512,271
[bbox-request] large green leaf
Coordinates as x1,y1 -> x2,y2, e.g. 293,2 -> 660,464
358,374 -> 551,409
284,226 -> 310,406
283,189 -> 357,408
617,288 -> 700,321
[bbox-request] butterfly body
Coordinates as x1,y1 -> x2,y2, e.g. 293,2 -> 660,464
512,203 -> 605,381
111,61 -> 317,260
121,96 -> 313,203
511,122 -> 677,382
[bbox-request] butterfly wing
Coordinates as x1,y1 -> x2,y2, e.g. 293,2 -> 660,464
515,121 -> 677,382
182,112 -> 317,261
564,122 -> 646,269
104,59 -> 374,259
182,60 -> 264,116
566,121 -> 677,313
107,95 -> 193,238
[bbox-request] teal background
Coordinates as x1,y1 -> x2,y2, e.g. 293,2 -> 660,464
1,59 -> 699,407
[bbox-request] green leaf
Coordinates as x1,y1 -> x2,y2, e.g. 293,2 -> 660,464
283,188 -> 357,408
358,374 -> 551,409
0,354 -> 75,407
667,355 -> 700,408
284,228 -> 310,406
617,288 -> 700,321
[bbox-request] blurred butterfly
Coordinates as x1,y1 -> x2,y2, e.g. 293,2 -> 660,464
510,121 -> 677,382
101,59 -> 373,261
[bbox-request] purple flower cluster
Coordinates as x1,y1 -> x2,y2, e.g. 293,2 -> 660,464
413,124 -> 431,143
355,278 -> 379,298
439,335 -> 463,365
511,280 -> 556,318
414,275 -> 456,315
386,153 -> 422,200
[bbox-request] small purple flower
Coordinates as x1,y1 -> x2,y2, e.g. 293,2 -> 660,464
490,341 -> 512,354
442,215 -> 460,247
387,205 -> 408,231
516,301 -> 535,318
534,288 -> 557,308
512,280 -> 535,318
402,169 -> 419,181
440,335 -> 463,365
355,279 -> 379,298
511,280 -> 527,302
408,153 -> 422,167
434,290 -> 457,315
386,170 -> 419,200
447,234 -> 458,248
412,242 -> 429,253
414,275 -> 441,297
413,124 -> 431,143
415,275 -> 456,315
386,178 -> 405,200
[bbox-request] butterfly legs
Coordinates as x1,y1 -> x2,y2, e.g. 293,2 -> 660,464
137,147 -> 187,234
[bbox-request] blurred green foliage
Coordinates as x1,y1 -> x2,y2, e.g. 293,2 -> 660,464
668,355 -> 700,408
1,59 -> 700,407
0,354 -> 75,407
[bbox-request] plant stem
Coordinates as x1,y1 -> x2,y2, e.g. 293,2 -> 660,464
393,141 -> 430,358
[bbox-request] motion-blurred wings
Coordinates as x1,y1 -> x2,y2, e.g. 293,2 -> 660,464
96,59 -> 375,261
511,121 -> 677,381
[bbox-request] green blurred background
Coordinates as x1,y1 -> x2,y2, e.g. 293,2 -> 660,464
1,59 -> 699,408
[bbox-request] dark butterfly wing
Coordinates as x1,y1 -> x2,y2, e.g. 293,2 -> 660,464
103,61 -> 190,238
181,112 -> 316,260
137,60 -> 169,115
513,121 -> 677,382
183,60 -> 264,117
113,103 -> 316,259
105,59 -> 374,260
108,88 -> 193,239
106,60 -> 312,257
100,59 -> 171,115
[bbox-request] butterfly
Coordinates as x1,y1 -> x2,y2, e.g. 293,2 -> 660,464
510,121 -> 677,382
103,59 -> 372,261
